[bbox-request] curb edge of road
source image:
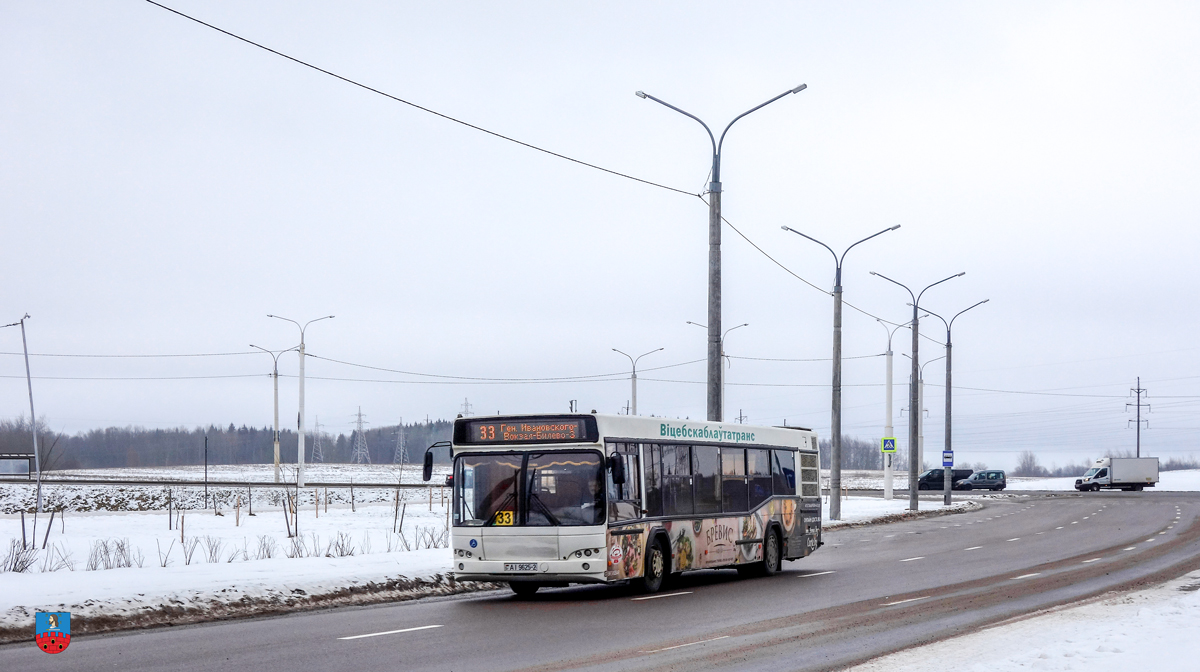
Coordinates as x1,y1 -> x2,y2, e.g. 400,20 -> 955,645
825,499 -> 985,531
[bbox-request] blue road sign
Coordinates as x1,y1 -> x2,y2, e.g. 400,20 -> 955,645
942,450 -> 954,467
881,438 -> 897,453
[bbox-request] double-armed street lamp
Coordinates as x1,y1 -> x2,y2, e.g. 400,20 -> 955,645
782,225 -> 900,520
869,271 -> 964,511
919,300 -> 989,505
250,344 -> 299,484
268,314 -> 334,488
876,319 -> 912,501
687,321 -> 748,421
612,348 -> 663,416
636,84 -> 806,422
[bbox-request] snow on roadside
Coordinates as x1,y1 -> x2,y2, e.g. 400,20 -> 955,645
848,570 -> 1200,672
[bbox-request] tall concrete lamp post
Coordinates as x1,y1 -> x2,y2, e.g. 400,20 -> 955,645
687,321 -> 749,421
2,315 -> 41,512
250,344 -> 299,484
612,348 -> 663,416
918,299 -> 989,506
781,225 -> 899,520
636,84 -> 806,422
268,314 -> 334,488
869,271 -> 964,511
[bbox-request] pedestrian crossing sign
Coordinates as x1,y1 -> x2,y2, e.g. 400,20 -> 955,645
881,437 -> 896,453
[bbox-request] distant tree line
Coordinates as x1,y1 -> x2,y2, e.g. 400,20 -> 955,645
0,415 -> 453,471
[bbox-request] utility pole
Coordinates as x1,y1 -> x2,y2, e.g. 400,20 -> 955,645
350,407 -> 371,464
736,410 -> 747,424
461,398 -> 473,417
1127,378 -> 1150,457
250,344 -> 297,483
687,321 -> 747,421
203,435 -> 208,509
922,300 -> 989,506
636,84 -> 806,422
311,416 -> 325,463
782,225 -> 899,520
3,316 -> 43,512
871,271 -> 965,511
393,419 -> 407,466
877,320 -> 910,501
612,348 -> 663,416
268,314 -> 334,488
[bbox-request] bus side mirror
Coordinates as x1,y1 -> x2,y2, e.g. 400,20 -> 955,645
422,451 -> 434,482
608,455 -> 626,485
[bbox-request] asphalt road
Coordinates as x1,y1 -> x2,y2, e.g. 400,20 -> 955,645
4,491 -> 1198,671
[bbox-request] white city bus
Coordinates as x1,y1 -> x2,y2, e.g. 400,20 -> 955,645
422,413 -> 823,596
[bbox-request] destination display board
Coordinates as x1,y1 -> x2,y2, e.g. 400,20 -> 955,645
456,416 -> 596,445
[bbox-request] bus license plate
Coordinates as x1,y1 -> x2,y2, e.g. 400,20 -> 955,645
504,563 -> 538,572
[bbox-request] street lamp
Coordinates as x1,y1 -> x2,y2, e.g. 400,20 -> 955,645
637,84 -> 806,422
2,315 -> 41,513
250,344 -> 299,483
612,348 -> 663,416
870,271 -> 964,511
904,352 -> 946,478
782,224 -> 899,520
919,300 -> 989,505
267,314 -> 334,488
876,319 -> 912,501
687,321 -> 748,421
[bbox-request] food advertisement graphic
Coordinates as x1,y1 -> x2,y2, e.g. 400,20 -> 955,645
739,512 -> 763,563
672,525 -> 695,571
606,528 -> 647,580
696,517 -> 738,567
781,499 -> 796,533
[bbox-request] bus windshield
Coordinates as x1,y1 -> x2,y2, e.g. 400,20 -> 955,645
455,451 -> 605,527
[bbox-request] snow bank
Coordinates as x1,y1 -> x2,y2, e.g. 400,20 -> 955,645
849,570 -> 1200,672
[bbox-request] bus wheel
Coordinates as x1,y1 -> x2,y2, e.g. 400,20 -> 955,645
510,582 -> 540,598
637,538 -> 667,594
762,529 -> 781,576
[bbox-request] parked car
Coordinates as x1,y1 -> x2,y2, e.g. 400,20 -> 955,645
917,469 -> 974,490
954,470 -> 1006,491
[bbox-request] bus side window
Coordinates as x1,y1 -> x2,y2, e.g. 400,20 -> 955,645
772,449 -> 796,496
721,448 -> 747,513
747,448 -> 772,509
644,444 -> 663,517
692,445 -> 720,514
662,444 -> 694,516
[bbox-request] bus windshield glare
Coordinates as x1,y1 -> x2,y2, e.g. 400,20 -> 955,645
455,451 -> 605,527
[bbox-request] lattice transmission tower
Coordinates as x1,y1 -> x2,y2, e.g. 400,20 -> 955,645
311,416 -> 325,463
393,418 -> 408,466
350,406 -> 372,464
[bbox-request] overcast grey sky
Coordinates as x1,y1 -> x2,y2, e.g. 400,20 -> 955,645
3,1 -> 1199,469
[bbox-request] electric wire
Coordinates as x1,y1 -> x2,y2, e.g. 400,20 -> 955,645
144,1 -> 697,198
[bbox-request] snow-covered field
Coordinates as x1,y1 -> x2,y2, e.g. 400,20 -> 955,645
850,569 -> 1200,672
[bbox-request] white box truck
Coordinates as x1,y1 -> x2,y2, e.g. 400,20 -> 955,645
1075,457 -> 1159,491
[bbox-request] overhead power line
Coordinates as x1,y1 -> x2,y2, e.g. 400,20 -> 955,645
304,352 -> 702,382
0,351 -> 256,358
144,1 -> 696,197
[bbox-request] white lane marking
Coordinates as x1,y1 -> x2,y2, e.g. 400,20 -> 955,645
1056,526 -> 1064,530
798,571 -> 836,578
900,557 -> 924,562
1007,538 -> 1020,542
1011,573 -> 1041,580
964,546 -> 983,551
339,624 -> 443,640
1036,532 -> 1045,535
632,591 -> 693,601
1071,521 -> 1079,525
640,635 -> 728,654
1146,539 -> 1157,543
1082,558 -> 1102,563
1083,517 -> 1089,519
885,534 -> 896,538
1124,547 -> 1136,551
882,596 -> 929,606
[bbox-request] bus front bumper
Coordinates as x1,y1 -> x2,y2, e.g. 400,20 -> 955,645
452,559 -> 609,584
